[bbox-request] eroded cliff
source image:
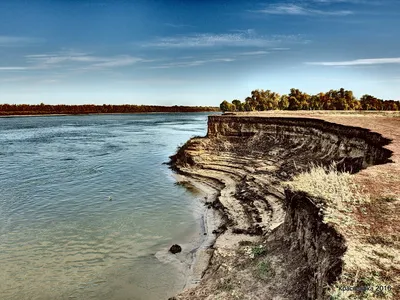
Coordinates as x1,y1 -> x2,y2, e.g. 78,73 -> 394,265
170,115 -> 393,300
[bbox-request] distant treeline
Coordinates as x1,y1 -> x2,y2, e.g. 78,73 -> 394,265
220,88 -> 400,111
0,103 -> 220,115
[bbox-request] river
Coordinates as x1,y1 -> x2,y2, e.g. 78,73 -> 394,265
0,113 -> 215,300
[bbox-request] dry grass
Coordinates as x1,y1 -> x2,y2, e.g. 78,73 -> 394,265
284,164 -> 399,299
283,163 -> 369,225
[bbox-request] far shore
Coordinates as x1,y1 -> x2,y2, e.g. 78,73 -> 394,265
0,111 -> 222,118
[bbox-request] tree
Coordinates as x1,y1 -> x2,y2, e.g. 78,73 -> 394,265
244,96 -> 257,111
220,88 -> 399,113
243,101 -> 252,111
288,96 -> 301,110
288,88 -> 304,110
220,100 -> 231,112
279,95 -> 289,110
360,94 -> 382,110
309,95 -> 323,110
382,100 -> 399,111
262,90 -> 280,110
232,99 -> 243,111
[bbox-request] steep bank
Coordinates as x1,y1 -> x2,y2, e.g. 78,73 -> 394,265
170,115 -> 395,300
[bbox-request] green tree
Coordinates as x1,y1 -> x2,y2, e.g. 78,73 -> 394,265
288,96 -> 301,110
279,95 -> 289,110
288,89 -> 303,110
220,100 -> 231,112
309,95 -> 323,110
232,99 -> 243,111
262,90 -> 280,110
245,96 -> 257,111
360,95 -> 382,110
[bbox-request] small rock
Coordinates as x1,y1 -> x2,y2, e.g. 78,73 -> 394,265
169,244 -> 182,254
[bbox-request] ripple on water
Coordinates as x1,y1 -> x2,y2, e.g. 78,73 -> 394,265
0,113 -> 209,300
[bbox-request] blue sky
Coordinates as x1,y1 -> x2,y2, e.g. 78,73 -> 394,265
0,0 -> 399,105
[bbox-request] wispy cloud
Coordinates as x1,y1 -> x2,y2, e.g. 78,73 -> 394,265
306,57 -> 400,66
90,56 -> 145,68
311,0 -> 377,4
142,30 -> 305,48
238,51 -> 269,56
0,36 -> 44,47
149,48 -> 278,69
253,4 -> 353,16
0,67 -> 29,71
164,23 -> 194,28
24,51 -> 150,70
150,57 -> 236,69
0,76 -> 31,83
270,47 -> 291,51
0,51 -> 151,72
26,52 -> 96,64
117,78 -> 189,85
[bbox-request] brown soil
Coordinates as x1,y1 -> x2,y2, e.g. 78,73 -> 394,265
169,111 -> 400,300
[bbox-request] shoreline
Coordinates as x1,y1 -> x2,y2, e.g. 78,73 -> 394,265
0,111 -> 221,118
169,174 -> 222,290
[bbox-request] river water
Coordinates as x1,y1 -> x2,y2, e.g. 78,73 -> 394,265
0,113 -> 214,300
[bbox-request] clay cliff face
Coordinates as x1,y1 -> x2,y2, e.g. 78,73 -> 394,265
207,116 -> 391,172
170,116 -> 392,300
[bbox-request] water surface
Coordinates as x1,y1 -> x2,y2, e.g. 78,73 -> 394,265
0,113 -> 213,300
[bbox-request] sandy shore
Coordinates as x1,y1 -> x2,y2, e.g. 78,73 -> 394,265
155,173 -> 222,294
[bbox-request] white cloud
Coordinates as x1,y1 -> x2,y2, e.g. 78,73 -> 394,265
0,36 -> 44,47
164,23 -> 194,28
311,0 -> 375,3
0,67 -> 29,71
270,47 -> 291,51
150,57 -> 236,69
25,51 -> 149,70
253,4 -> 353,16
91,56 -> 146,67
306,57 -> 400,66
0,76 -> 30,82
117,78 -> 189,85
0,51 -> 150,72
238,51 -> 269,56
142,31 -> 304,48
26,52 -> 97,65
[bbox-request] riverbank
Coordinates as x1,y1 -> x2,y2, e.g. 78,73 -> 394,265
164,174 -> 222,290
0,104 -> 220,117
0,111 -> 220,118
169,112 -> 399,299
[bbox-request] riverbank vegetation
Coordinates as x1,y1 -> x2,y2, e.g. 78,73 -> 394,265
220,88 -> 400,111
0,103 -> 219,116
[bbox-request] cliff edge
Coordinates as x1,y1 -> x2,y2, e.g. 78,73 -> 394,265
170,113 -> 399,300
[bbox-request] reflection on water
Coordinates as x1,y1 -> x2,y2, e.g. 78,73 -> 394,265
0,113 -> 215,300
